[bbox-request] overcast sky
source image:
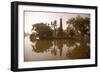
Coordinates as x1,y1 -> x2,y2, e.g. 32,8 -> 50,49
24,11 -> 90,33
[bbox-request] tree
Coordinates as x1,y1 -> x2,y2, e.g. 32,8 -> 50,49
51,20 -> 57,37
31,23 -> 53,39
65,24 -> 77,38
30,32 -> 37,42
67,15 -> 90,36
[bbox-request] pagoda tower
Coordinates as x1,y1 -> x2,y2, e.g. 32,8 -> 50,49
57,17 -> 63,37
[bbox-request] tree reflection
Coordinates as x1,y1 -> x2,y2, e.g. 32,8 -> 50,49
32,40 -> 53,53
50,40 -> 64,56
31,39 -> 76,56
64,39 -> 76,47
31,39 -> 90,59
66,41 -> 90,59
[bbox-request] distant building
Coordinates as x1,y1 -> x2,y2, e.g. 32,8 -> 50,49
57,17 -> 64,38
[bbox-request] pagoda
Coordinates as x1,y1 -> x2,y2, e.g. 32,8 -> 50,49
57,17 -> 63,38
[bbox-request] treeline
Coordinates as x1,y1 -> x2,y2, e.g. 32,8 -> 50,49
30,15 -> 90,41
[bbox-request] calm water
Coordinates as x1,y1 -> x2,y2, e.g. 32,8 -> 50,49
24,35 -> 90,62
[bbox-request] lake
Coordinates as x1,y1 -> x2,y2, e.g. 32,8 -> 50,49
24,35 -> 90,62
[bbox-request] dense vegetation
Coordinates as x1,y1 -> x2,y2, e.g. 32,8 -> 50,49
30,15 -> 90,41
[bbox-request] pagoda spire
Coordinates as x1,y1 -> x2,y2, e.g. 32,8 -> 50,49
57,17 -> 63,37
60,17 -> 62,29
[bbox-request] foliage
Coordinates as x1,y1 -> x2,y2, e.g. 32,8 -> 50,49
67,15 -> 90,36
30,32 -> 37,42
31,23 -> 53,39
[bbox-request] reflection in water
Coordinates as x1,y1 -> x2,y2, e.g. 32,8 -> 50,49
32,40 -> 53,53
66,42 -> 90,59
24,36 -> 90,62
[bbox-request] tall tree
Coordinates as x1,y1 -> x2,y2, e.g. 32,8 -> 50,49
51,20 -> 57,37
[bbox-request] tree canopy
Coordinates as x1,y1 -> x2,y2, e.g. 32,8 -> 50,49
31,23 -> 53,39
67,16 -> 90,35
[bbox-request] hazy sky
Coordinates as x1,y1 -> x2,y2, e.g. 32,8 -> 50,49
24,11 -> 90,33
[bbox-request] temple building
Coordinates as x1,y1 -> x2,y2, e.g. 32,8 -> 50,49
57,17 -> 64,38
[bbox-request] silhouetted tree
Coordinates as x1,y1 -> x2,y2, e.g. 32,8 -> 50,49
51,20 -> 57,37
65,24 -> 77,38
31,23 -> 53,39
67,15 -> 90,36
30,32 -> 37,42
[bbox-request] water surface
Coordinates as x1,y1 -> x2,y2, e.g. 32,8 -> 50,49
24,35 -> 90,62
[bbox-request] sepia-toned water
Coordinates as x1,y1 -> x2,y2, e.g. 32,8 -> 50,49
24,35 -> 90,62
